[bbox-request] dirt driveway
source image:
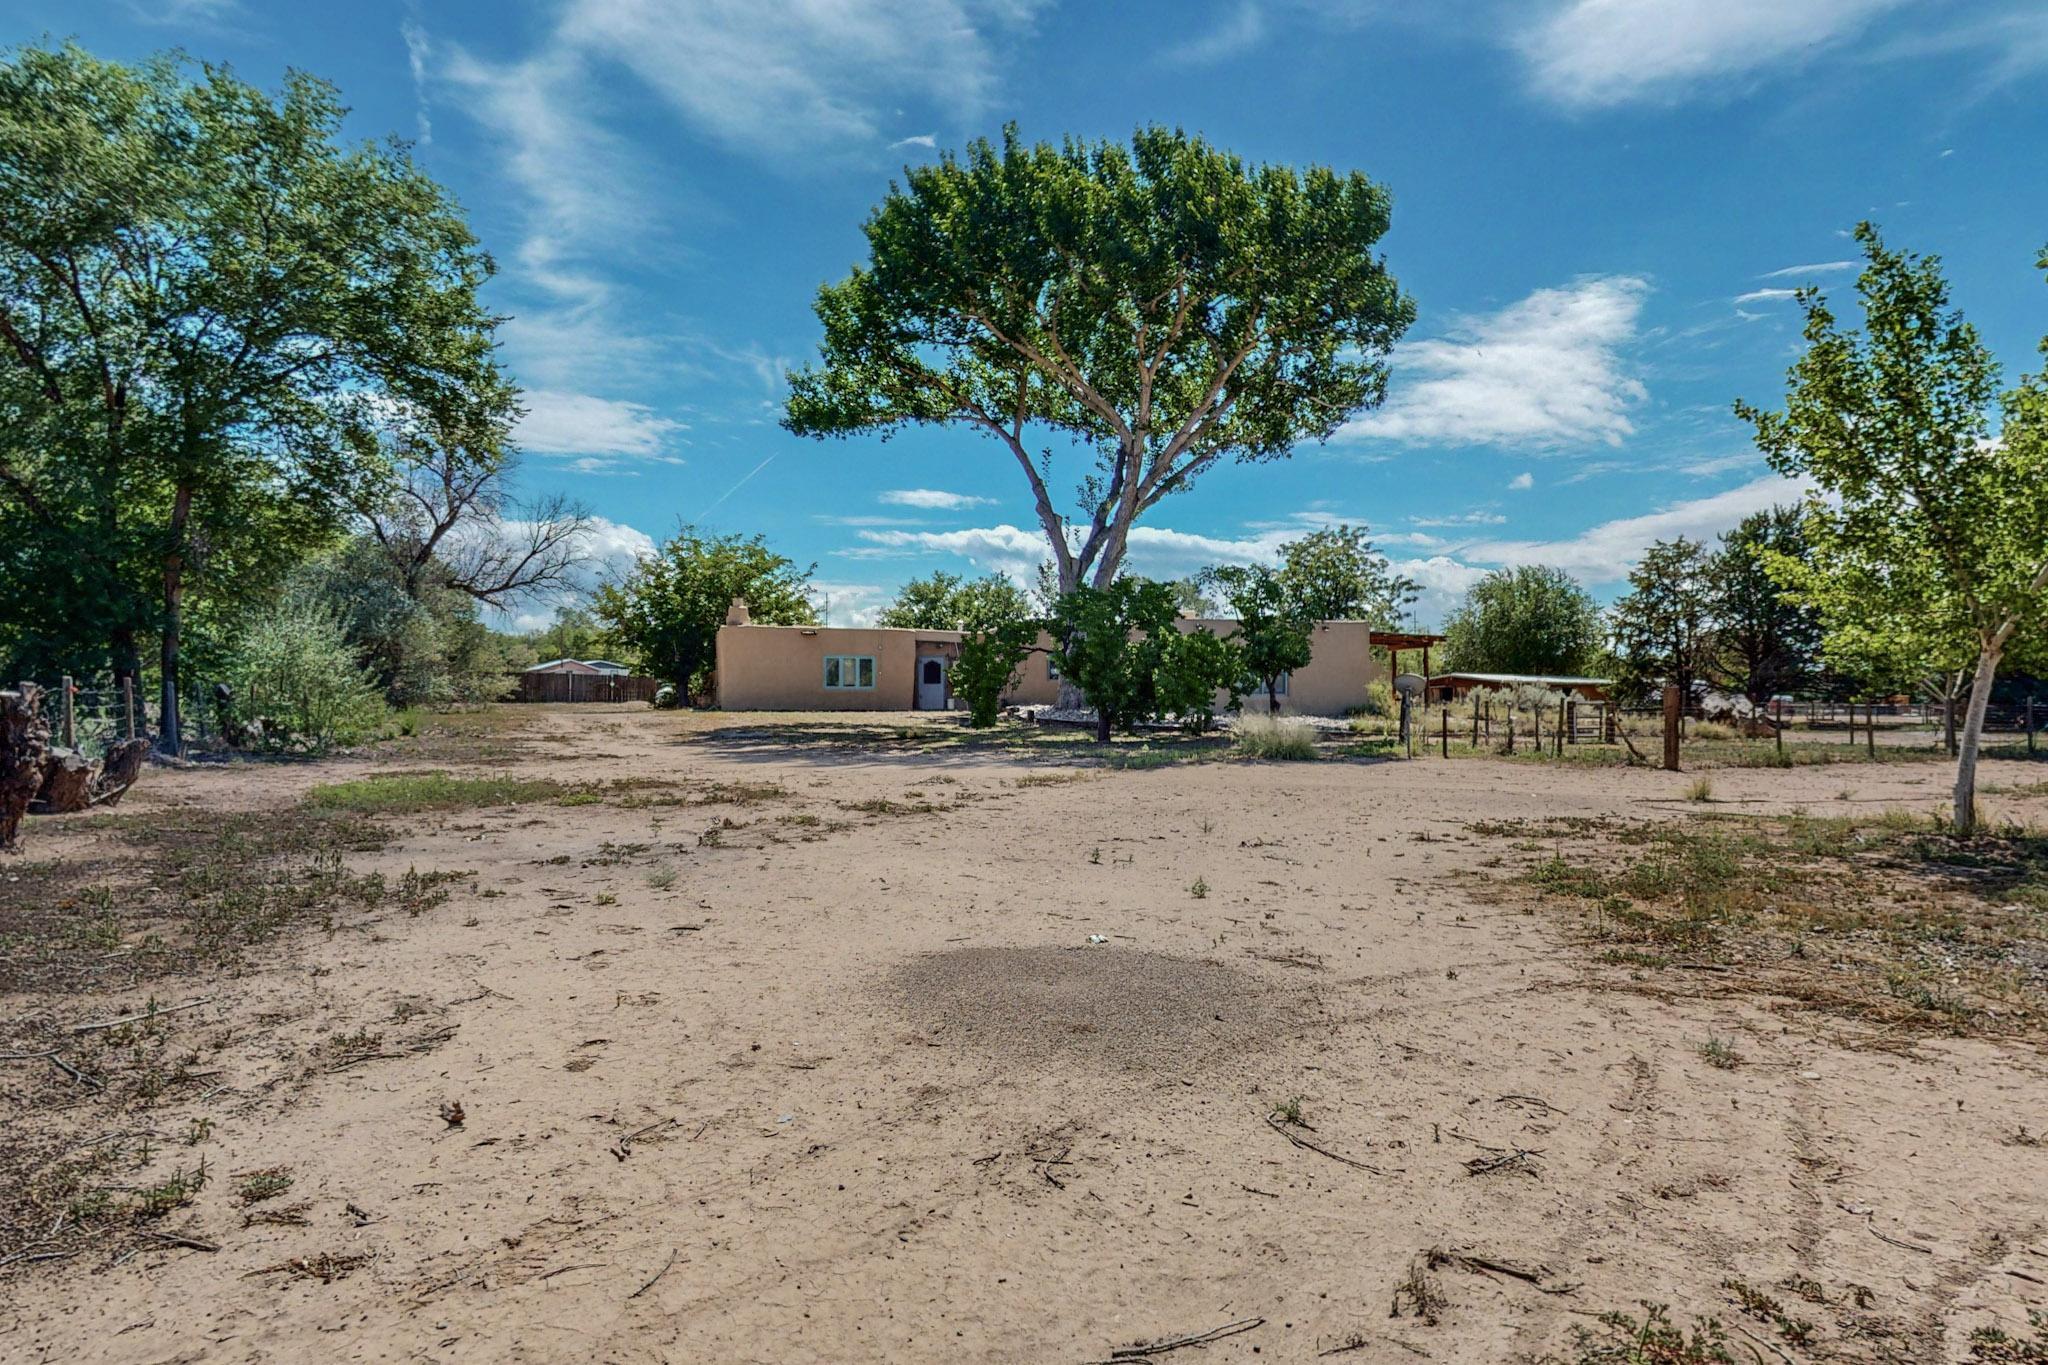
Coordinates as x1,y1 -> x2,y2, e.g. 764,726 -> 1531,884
3,707 -> 2045,1363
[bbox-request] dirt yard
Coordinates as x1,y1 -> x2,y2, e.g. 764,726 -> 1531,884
3,706 -> 2046,1364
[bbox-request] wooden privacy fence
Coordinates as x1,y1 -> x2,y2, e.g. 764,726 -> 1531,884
510,671 -> 661,704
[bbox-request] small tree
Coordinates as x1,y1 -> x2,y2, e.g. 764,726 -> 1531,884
1202,563 -> 1313,713
950,619 -> 1039,728
1277,525 -> 1417,624
1049,580 -> 1235,742
785,125 -> 1414,595
1740,224 -> 2048,831
876,571 -> 1033,631
1706,507 -> 1821,707
227,600 -> 388,752
1155,627 -> 1242,734
1609,539 -> 1714,707
1439,565 -> 1602,677
594,528 -> 817,701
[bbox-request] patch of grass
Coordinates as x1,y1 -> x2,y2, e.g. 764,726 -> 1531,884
1504,810 -> 2048,1040
307,770 -> 571,813
1016,770 -> 1088,787
1232,714 -> 1318,761
135,1161 -> 208,1219
644,865 -> 678,890
234,1167 -> 294,1206
1565,1303 -> 1735,1364
1684,775 -> 1714,803
1972,1310 -> 2048,1362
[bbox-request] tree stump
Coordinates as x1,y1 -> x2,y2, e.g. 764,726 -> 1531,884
35,747 -> 97,813
92,738 -> 150,807
1,684 -> 51,851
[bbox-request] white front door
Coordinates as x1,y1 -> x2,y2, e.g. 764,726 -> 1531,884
917,656 -> 947,710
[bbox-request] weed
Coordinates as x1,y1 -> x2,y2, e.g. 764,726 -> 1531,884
594,893 -> 618,906
307,770 -> 576,813
1189,875 -> 1209,899
1721,1279 -> 1815,1349
1273,1095 -> 1305,1126
645,866 -> 678,890
1233,714 -> 1318,760
1088,846 -> 1102,865
1685,776 -> 1713,803
182,1117 -> 215,1146
1697,1036 -> 1742,1070
135,1161 -> 207,1218
1567,1303 -> 1735,1363
1390,1256 -> 1447,1325
1970,1311 -> 2048,1362
1016,771 -> 1087,788
235,1167 -> 295,1205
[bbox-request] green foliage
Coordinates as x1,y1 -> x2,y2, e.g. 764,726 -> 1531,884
1203,562 -> 1314,713
785,125 -> 1413,593
1738,223 -> 2048,830
0,44 -> 505,737
1440,565 -> 1603,677
288,537 -> 514,705
522,605 -> 612,666
1706,507 -> 1823,704
1609,539 -> 1714,706
1050,580 -> 1240,740
952,618 -> 1039,727
876,571 -> 1034,631
224,601 -> 389,752
307,770 -> 569,813
1567,1303 -> 1735,1364
1276,524 -> 1416,624
1167,578 -> 1219,618
593,527 -> 817,698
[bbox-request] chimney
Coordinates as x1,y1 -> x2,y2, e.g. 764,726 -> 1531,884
725,596 -> 751,626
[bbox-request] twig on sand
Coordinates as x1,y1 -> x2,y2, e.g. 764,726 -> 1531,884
1837,1201 -> 1934,1254
628,1248 -> 679,1300
1426,1247 -> 1580,1295
1463,1148 -> 1542,1177
69,998 -> 212,1034
139,1230 -> 219,1253
1100,1316 -> 1265,1360
47,1053 -> 105,1090
1263,1113 -> 1384,1174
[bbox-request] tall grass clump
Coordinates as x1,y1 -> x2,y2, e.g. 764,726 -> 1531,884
1234,714 -> 1317,760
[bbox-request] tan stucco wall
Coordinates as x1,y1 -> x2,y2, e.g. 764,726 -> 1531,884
715,619 -> 1385,716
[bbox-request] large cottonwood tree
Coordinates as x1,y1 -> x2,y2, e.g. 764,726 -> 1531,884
0,45 -> 504,752
785,126 -> 1414,594
1739,224 -> 2048,832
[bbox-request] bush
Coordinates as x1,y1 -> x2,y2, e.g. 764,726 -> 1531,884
1234,714 -> 1317,760
952,620 -> 1038,727
227,602 -> 389,752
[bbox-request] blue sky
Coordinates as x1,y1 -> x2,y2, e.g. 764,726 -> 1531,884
15,0 -> 2048,629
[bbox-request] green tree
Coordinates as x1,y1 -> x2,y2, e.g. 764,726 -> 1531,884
593,528 -> 817,700
1202,563 -> 1313,713
0,45 -> 504,752
524,606 -> 613,665
1168,578 -> 1219,618
1277,524 -> 1416,623
1154,626 -> 1241,734
1739,224 -> 2048,830
289,536 -> 514,706
1608,539 -> 1714,707
1049,579 -> 1237,741
1705,507 -> 1822,707
225,599 -> 388,753
785,125 -> 1413,595
875,571 -> 1032,631
1439,566 -> 1603,678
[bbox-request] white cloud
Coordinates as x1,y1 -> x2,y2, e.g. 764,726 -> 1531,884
1459,474 -> 1811,581
879,488 -> 996,510
891,133 -> 938,149
814,581 -> 890,627
1759,260 -> 1857,279
1411,510 -> 1507,528
1509,472 -> 1534,490
555,0 -> 1037,157
486,515 -> 658,632
1342,276 -> 1650,450
1165,1 -> 1267,65
1518,0 -> 1907,109
1734,287 -> 1802,305
518,390 -> 685,459
1676,451 -> 1762,478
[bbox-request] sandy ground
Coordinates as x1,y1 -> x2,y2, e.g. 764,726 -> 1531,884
3,706 -> 2046,1364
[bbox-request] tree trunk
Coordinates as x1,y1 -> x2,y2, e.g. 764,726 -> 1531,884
1094,710 -> 1111,744
93,738 -> 149,807
1,684 -> 51,851
1952,644 -> 2002,834
35,747 -> 96,813
1267,680 -> 1280,715
157,484 -> 193,757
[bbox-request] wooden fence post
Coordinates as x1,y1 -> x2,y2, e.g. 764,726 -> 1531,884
1662,684 -> 1681,771
1505,713 -> 1514,754
61,675 -> 74,748
122,677 -> 136,741
1470,701 -> 1479,747
1441,707 -> 1449,759
1555,698 -> 1566,756
1866,702 -> 1876,759
2030,694 -> 2037,755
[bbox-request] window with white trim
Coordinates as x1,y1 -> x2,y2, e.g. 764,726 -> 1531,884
823,655 -> 876,690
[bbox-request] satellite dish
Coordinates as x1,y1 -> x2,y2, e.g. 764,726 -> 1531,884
1392,672 -> 1427,697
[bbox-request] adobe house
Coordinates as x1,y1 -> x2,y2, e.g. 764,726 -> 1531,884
713,597 -> 1404,715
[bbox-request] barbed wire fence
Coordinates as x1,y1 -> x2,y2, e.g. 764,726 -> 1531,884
25,674 -> 229,756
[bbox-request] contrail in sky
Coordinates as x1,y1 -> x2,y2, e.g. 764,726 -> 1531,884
695,454 -> 775,521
